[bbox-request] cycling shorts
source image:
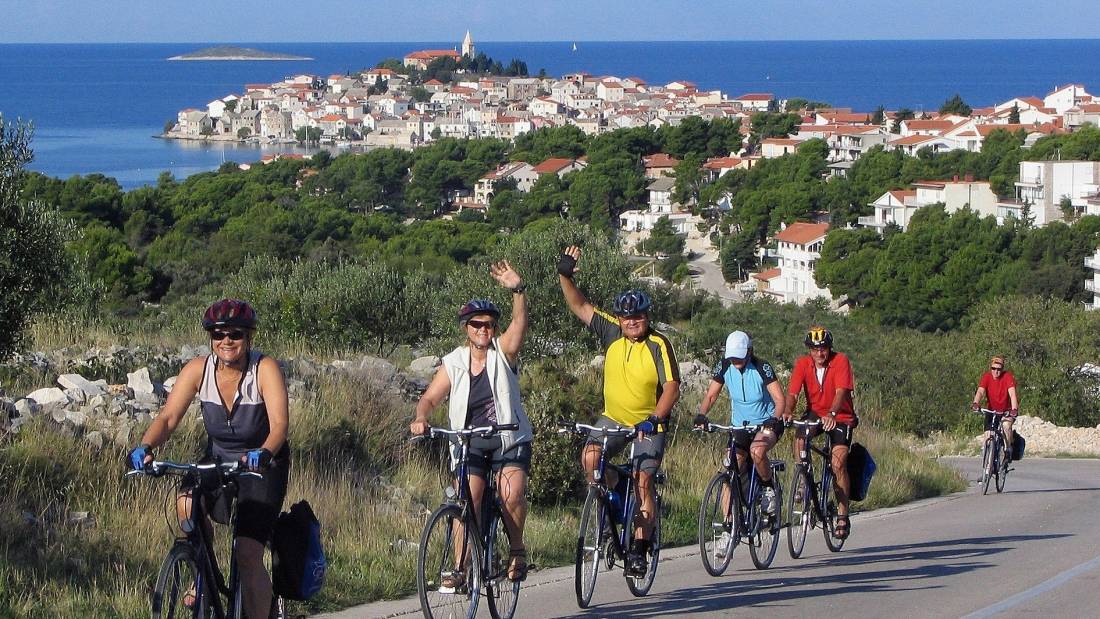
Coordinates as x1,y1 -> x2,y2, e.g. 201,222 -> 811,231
984,411 -> 1014,431
799,414 -> 854,447
732,417 -> 785,451
585,415 -> 665,476
182,453 -> 290,545
463,436 -> 532,478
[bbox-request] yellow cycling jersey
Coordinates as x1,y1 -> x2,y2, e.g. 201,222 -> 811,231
589,308 -> 680,427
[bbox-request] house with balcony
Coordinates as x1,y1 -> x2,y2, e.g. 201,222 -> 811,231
997,160 -> 1100,226
619,176 -> 692,233
858,190 -> 917,231
760,137 -> 804,158
859,177 -> 998,232
1086,247 -> 1100,310
753,222 -> 832,305
827,126 -> 889,162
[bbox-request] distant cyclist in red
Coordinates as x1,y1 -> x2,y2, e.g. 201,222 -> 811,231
786,326 -> 856,540
972,356 -> 1019,461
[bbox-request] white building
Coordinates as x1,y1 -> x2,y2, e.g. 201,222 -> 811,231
619,176 -> 692,233
1086,247 -> 1100,310
998,160 -> 1100,226
758,222 -> 831,305
857,190 -> 917,232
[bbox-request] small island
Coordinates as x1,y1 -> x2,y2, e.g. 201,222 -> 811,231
168,45 -> 312,61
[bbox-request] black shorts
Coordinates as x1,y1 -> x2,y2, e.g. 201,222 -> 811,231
799,415 -> 854,447
731,418 -> 786,451
584,416 -> 666,476
183,452 -> 290,545
464,436 -> 531,478
984,411 -> 1013,431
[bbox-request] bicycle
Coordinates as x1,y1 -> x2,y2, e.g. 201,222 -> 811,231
558,421 -> 665,609
128,459 -> 286,619
414,423 -> 522,619
786,419 -> 848,557
976,408 -> 1012,495
695,422 -> 785,574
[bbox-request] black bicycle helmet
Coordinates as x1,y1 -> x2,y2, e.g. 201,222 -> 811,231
612,290 -> 652,316
202,299 -> 258,331
457,299 -> 501,325
804,326 -> 833,348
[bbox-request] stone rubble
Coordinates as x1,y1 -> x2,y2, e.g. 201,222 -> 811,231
972,415 -> 1100,457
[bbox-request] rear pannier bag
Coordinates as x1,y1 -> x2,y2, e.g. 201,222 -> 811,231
846,442 -> 877,502
272,500 -> 326,600
1011,431 -> 1026,461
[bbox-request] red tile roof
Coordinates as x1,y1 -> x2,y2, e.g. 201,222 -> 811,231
532,158 -> 580,174
752,267 -> 782,281
644,153 -> 680,168
703,157 -> 743,169
735,93 -> 774,101
775,222 -> 829,245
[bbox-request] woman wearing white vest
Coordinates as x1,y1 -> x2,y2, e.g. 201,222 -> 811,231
411,260 -> 534,584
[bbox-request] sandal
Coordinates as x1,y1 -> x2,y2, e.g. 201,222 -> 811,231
507,548 -> 529,581
834,515 -> 851,540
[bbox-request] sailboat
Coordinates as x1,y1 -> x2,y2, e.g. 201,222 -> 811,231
572,42 -> 577,52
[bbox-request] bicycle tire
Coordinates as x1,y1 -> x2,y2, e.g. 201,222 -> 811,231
698,472 -> 736,576
995,436 -> 1008,493
574,487 -> 603,609
787,465 -> 812,559
152,543 -> 204,619
981,438 -> 993,495
417,503 -> 481,619
750,473 -> 781,569
486,508 -> 520,619
229,557 -> 244,619
822,471 -> 846,553
625,494 -> 660,597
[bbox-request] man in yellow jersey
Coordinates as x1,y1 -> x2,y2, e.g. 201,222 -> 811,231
558,245 -> 681,577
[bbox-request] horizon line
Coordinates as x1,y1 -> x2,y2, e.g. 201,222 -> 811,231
4,37 -> 1100,45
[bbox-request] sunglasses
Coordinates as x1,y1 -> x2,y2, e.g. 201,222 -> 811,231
466,320 -> 497,331
211,329 -> 247,341
990,366 -> 1004,371
617,314 -> 648,322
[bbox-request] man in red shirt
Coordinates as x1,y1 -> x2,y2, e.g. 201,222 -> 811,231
972,355 -> 1020,461
786,326 -> 856,539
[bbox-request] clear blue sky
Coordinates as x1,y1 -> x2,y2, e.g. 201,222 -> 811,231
2,0 -> 1098,43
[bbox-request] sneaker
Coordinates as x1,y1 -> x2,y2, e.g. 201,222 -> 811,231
762,487 -> 777,515
438,570 -> 466,594
626,552 -> 648,577
713,531 -> 733,559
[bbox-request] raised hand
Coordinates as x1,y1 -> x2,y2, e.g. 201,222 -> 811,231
490,260 -> 523,290
558,245 -> 582,277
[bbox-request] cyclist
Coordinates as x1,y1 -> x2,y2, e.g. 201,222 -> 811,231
128,299 -> 290,619
694,330 -> 788,524
411,261 -> 533,585
557,245 -> 681,577
972,355 -> 1019,462
786,326 -> 856,540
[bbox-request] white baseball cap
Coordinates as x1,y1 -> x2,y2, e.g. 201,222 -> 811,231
724,331 -> 751,359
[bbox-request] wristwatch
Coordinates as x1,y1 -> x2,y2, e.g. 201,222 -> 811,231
511,283 -> 527,294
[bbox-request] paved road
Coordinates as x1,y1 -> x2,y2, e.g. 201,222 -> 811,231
322,458 -> 1100,619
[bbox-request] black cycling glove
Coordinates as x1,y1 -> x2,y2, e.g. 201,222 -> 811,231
557,252 -> 577,278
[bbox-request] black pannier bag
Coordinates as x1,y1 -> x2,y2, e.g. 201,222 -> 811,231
846,442 -> 877,502
271,500 -> 326,600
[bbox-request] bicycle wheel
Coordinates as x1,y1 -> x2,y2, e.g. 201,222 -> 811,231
981,438 -> 994,495
626,495 -> 661,597
787,465 -> 812,559
574,487 -> 604,609
152,543 -> 204,619
417,503 -> 481,619
698,473 -> 736,576
486,509 -> 520,619
995,437 -> 1008,493
750,475 -> 782,569
822,475 -> 846,553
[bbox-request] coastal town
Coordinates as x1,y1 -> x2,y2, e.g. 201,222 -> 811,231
166,32 -> 1100,311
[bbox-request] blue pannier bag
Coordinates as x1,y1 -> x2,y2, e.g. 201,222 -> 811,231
846,443 -> 877,502
272,500 -> 326,600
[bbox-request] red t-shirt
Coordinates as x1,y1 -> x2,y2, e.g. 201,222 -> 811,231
788,351 -> 856,424
978,371 -> 1017,412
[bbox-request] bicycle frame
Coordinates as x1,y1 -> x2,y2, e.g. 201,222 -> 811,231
792,420 -> 836,525
130,460 -> 260,619
700,423 -> 767,537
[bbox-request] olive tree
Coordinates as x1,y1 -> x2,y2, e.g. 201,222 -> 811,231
0,119 -> 74,359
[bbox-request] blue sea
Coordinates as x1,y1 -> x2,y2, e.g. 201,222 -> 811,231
3,40 -> 1100,189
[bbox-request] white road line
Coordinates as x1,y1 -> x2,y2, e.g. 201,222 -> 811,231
959,553 -> 1100,619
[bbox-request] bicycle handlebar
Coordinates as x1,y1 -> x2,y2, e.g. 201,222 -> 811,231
692,422 -> 762,433
410,423 -> 520,443
790,419 -> 823,428
125,460 -> 262,479
557,421 -> 637,439
974,408 -> 1009,415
